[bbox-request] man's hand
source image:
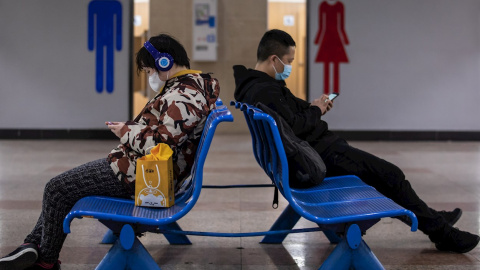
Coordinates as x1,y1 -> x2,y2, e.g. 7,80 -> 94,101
311,94 -> 333,115
106,122 -> 125,138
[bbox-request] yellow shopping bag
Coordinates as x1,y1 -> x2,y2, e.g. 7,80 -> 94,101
135,143 -> 174,207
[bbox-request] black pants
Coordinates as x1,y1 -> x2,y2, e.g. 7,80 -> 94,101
318,139 -> 446,236
24,158 -> 132,263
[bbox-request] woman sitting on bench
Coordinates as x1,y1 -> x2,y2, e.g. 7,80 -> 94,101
0,34 -> 219,270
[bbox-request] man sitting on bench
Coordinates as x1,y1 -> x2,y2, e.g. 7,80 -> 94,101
233,29 -> 479,253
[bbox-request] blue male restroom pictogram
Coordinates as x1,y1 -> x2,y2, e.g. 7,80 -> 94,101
88,0 -> 122,94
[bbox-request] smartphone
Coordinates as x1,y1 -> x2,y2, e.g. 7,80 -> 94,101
328,93 -> 339,101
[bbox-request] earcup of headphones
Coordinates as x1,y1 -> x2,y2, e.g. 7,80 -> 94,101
144,41 -> 175,72
156,53 -> 174,71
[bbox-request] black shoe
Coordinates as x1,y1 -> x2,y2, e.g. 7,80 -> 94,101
25,260 -> 61,270
438,208 -> 462,226
0,243 -> 38,270
434,226 -> 480,253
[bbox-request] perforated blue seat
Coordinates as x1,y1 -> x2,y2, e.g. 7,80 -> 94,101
232,101 -> 417,270
63,99 -> 233,270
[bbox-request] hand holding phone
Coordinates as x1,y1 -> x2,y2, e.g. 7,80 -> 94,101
328,93 -> 339,101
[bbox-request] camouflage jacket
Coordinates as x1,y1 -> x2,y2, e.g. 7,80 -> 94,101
107,70 -> 220,194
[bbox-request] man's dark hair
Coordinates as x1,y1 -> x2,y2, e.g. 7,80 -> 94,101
257,29 -> 296,62
136,33 -> 190,73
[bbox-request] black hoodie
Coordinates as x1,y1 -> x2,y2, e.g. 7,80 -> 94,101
233,65 -> 339,153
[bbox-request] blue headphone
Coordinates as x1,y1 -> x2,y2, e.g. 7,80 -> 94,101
143,41 -> 174,72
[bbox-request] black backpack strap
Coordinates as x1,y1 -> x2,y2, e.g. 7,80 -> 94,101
272,186 -> 279,209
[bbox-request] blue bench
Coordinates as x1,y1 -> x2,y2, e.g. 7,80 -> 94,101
63,99 -> 234,270
232,101 -> 418,270
62,98 -> 418,269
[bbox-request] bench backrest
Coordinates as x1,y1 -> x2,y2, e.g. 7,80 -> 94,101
232,101 -> 292,200
175,99 -> 234,206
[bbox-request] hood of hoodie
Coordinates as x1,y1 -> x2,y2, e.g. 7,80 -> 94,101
233,65 -> 283,101
164,71 -> 220,109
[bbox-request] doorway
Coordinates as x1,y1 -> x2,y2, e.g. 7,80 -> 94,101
268,0 -> 307,100
132,0 -> 150,118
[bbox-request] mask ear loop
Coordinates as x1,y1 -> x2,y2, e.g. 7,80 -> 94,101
272,55 -> 285,74
272,55 -> 279,74
275,56 -> 287,66
272,64 -> 279,74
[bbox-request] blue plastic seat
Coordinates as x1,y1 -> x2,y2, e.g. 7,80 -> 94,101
63,99 -> 233,270
232,101 -> 417,270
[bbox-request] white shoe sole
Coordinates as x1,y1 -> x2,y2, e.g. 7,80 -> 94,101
0,247 -> 38,270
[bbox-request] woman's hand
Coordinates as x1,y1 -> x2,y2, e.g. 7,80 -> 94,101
105,122 -> 125,138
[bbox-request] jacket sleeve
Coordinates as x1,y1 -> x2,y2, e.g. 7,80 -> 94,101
254,85 -> 324,137
118,90 -> 205,156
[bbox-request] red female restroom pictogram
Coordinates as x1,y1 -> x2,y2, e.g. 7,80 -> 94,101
314,0 -> 349,95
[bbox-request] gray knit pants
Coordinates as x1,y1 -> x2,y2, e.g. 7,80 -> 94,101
24,158 -> 132,263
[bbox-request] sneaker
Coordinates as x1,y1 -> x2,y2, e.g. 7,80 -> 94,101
0,243 -> 38,270
25,260 -> 61,270
435,226 -> 480,253
438,208 -> 462,226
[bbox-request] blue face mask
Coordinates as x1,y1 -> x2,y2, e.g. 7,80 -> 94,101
273,56 -> 292,81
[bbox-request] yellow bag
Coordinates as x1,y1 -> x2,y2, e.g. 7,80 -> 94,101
135,143 -> 174,207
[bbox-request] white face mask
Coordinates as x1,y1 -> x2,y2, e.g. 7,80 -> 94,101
148,72 -> 165,93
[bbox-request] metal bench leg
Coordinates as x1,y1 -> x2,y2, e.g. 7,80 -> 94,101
101,222 -> 191,245
101,229 -> 117,244
96,224 -> 161,270
321,229 -> 342,244
95,238 -> 127,270
96,238 -> 161,270
318,240 -> 352,270
319,224 -> 384,270
261,205 -> 301,244
160,222 -> 192,245
351,240 -> 384,270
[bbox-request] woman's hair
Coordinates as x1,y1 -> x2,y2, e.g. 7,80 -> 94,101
136,33 -> 190,73
257,29 -> 296,62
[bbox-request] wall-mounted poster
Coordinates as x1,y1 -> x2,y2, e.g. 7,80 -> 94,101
193,0 -> 217,61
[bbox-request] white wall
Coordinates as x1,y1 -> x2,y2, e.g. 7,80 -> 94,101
0,0 -> 132,129
308,0 -> 480,131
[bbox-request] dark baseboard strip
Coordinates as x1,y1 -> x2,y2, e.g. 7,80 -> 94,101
1,129 -> 480,141
332,130 -> 480,141
0,129 -> 117,140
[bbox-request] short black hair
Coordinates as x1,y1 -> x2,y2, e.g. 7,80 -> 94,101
136,33 -> 190,73
257,29 -> 296,62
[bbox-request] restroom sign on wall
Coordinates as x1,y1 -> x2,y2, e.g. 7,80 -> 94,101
312,0 -> 349,95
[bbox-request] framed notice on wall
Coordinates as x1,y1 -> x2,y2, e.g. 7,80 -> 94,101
192,0 -> 217,61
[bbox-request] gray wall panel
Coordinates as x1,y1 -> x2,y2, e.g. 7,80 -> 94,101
0,0 -> 131,129
308,0 -> 480,131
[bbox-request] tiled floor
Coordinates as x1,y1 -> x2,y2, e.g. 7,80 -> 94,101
1,136 -> 480,269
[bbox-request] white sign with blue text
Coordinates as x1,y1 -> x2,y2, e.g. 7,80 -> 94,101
192,0 -> 217,61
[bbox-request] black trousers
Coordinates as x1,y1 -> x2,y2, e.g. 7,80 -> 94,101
24,158 -> 132,263
318,139 -> 446,236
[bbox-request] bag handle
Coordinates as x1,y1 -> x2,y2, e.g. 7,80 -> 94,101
141,164 -> 161,189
